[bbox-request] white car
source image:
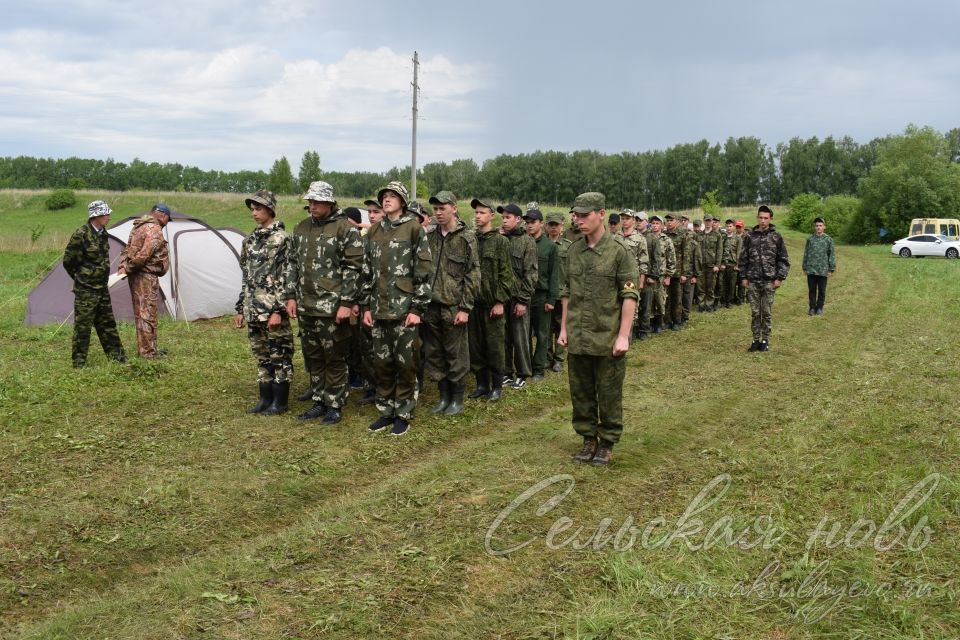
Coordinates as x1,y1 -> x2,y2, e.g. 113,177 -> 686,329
891,234 -> 960,259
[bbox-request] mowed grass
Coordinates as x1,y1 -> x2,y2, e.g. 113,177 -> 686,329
0,190 -> 958,638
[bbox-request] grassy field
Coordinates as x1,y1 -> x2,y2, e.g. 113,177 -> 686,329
0,190 -> 957,639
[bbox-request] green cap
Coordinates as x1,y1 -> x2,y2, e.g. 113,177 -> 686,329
546,212 -> 565,224
470,197 -> 495,211
571,192 -> 605,214
429,190 -> 457,205
245,189 -> 277,212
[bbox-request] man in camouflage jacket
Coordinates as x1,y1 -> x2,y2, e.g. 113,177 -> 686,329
617,210 -> 649,338
284,181 -> 364,424
738,205 -> 790,351
234,189 -> 292,415
361,181 -> 434,436
700,215 -> 724,311
63,200 -> 127,367
498,203 -> 538,388
802,217 -> 836,315
643,215 -> 676,334
118,203 -> 170,359
664,214 -> 692,330
423,191 -> 480,416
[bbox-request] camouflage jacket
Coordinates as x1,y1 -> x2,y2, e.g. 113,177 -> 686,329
477,229 -> 515,307
504,224 -> 538,305
802,233 -> 836,276
561,232 -> 640,356
121,215 -> 169,276
701,230 -> 724,269
284,211 -> 364,317
688,231 -> 704,277
428,219 -> 480,311
722,232 -> 743,267
618,231 -> 650,278
738,224 -> 790,282
236,221 -> 289,322
362,213 -> 434,320
666,227 -> 693,277
563,227 -> 582,243
553,236 -> 573,289
63,222 -> 112,291
644,230 -> 677,280
533,233 -> 560,305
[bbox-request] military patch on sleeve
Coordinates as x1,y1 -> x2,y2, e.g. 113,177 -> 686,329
624,281 -> 635,290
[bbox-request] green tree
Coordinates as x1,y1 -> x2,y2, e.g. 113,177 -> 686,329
698,189 -> 723,217
298,151 -> 321,191
786,192 -> 823,231
267,156 -> 296,194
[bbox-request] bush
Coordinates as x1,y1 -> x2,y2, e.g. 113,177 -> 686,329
786,193 -> 823,231
822,195 -> 859,237
67,178 -> 86,190
45,189 -> 76,211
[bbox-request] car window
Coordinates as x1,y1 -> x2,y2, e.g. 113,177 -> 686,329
915,236 -> 934,242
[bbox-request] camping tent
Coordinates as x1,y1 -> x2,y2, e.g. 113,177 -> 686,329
25,211 -> 245,326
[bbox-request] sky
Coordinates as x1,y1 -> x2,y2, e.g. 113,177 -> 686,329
1,0 -> 958,174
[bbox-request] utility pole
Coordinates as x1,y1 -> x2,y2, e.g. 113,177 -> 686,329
411,51 -> 420,200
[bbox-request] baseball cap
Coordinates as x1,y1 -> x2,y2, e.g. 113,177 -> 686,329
497,203 -> 523,216
523,209 -> 544,221
429,190 -> 457,205
364,198 -> 381,208
151,203 -> 171,216
471,197 -> 496,211
649,214 -> 663,224
635,210 -> 648,221
735,219 -> 744,228
546,212 -> 565,225
343,207 -> 362,224
608,213 -> 620,225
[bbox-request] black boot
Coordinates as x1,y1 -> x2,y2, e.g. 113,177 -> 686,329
468,369 -> 490,399
488,369 -> 503,402
247,382 -> 273,414
444,380 -> 465,416
431,379 -> 451,414
263,381 -> 289,415
296,387 -> 314,402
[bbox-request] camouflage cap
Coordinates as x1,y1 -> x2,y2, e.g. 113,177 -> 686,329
571,192 -> 605,214
546,212 -> 565,225
407,201 -> 426,220
526,201 -> 539,211
87,200 -> 112,219
620,208 -> 634,218
245,189 -> 277,212
378,181 -> 409,207
635,210 -> 648,221
664,213 -> 675,221
649,214 -> 664,224
364,198 -> 382,208
693,219 -> 703,226
303,180 -> 335,203
470,197 -> 496,211
429,190 -> 457,205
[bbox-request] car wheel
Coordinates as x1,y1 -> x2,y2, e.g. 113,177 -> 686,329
947,248 -> 959,259
899,247 -> 911,258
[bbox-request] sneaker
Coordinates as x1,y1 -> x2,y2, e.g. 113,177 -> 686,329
531,374 -> 545,382
321,408 -> 342,424
759,340 -> 770,352
748,340 -> 761,352
368,416 -> 392,433
502,375 -> 515,387
297,402 -> 327,421
815,308 -> 824,316
808,308 -> 815,316
550,362 -> 563,373
390,418 -> 410,436
511,377 -> 527,390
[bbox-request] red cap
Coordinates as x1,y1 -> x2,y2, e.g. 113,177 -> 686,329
735,219 -> 744,227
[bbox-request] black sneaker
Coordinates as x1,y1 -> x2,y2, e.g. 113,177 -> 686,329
502,375 -> 515,387
511,377 -> 527,389
759,340 -> 770,352
748,341 -> 761,352
808,308 -> 815,316
368,417 -> 392,433
297,402 -> 327,421
321,408 -> 342,424
390,418 -> 410,436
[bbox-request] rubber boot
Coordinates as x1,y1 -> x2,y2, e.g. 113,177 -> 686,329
262,381 -> 289,415
468,369 -> 490,399
488,369 -> 503,402
444,380 -> 465,416
431,379 -> 451,415
247,382 -> 273,414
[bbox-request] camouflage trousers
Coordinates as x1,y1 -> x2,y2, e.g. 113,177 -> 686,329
720,267 -> 739,305
747,281 -> 777,341
665,278 -> 683,326
72,288 -> 125,366
371,319 -> 419,420
248,318 -> 293,384
530,291 -> 554,376
298,314 -> 350,408
546,301 -> 566,365
422,302 -> 470,385
701,269 -> 719,310
643,279 -> 666,324
468,303 -> 506,374
504,301 -> 532,379
567,352 -> 627,445
129,272 -> 160,358
349,317 -> 374,384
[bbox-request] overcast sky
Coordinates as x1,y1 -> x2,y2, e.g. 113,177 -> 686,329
1,0 -> 958,174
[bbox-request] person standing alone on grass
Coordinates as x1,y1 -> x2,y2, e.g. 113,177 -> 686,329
738,205 -> 790,352
234,190 -> 293,415
118,203 -> 170,359
558,192 -> 639,467
802,217 -> 836,316
63,200 -> 127,368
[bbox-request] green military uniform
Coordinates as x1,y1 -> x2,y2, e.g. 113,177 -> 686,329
618,227 -> 650,337
547,232 -> 573,367
802,230 -> 836,314
285,191 -> 364,410
700,223 -> 724,311
237,219 -> 293,384
664,219 -> 691,329
530,229 -> 560,377
643,221 -> 676,333
468,222 -> 514,392
362,191 -> 434,422
738,221 -> 790,346
562,193 -> 640,450
423,213 -> 480,388
690,224 -> 705,308
721,229 -> 742,308
63,207 -> 126,367
502,220 -> 538,381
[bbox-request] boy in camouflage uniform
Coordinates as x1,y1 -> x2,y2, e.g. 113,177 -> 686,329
558,192 -> 639,467
63,201 -> 127,367
644,215 -> 676,334
700,215 -> 724,311
802,217 -> 836,315
545,212 -> 572,371
720,219 -> 742,308
118,203 -> 170,359
498,203 -> 538,389
234,189 -> 293,415
284,181 -> 364,424
664,214 -> 691,330
361,182 -> 433,436
525,208 -> 560,381
738,205 -> 790,352
617,209 -> 649,338
423,191 -> 480,416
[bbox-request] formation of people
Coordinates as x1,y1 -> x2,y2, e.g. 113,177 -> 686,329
64,186 -> 837,465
